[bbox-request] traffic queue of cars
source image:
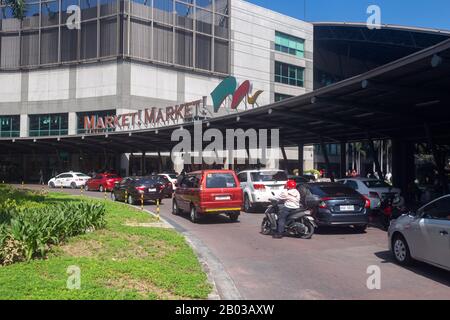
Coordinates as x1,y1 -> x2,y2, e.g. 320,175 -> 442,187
46,169 -> 449,272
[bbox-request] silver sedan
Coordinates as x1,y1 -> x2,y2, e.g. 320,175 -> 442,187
388,195 -> 450,271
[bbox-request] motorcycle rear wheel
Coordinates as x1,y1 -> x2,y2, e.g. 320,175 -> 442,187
298,220 -> 315,239
261,218 -> 272,235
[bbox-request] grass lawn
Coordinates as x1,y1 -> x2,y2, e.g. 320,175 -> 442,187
0,190 -> 211,300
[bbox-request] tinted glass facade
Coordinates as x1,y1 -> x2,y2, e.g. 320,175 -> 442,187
29,113 -> 68,136
0,115 -> 19,137
275,31 -> 304,58
275,61 -> 304,87
0,0 -> 230,74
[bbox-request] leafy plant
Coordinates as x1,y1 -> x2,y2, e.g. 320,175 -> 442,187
4,0 -> 26,20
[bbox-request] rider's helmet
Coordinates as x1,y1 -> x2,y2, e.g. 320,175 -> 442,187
286,180 -> 297,190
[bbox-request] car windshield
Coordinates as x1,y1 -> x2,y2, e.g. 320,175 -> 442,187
105,175 -> 119,179
206,173 -> 237,189
135,178 -> 157,184
251,171 -> 288,182
363,180 -> 391,188
167,174 -> 177,179
309,185 -> 360,197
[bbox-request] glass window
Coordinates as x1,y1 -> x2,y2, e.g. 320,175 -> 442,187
81,21 -> 98,59
196,34 -> 211,70
175,1 -> 194,29
80,0 -> 98,21
1,33 -> 20,68
214,38 -> 228,73
154,0 -> 173,25
422,197 -> 450,220
153,23 -> 173,63
40,28 -> 59,64
61,0 -> 79,22
275,61 -> 304,87
175,29 -> 193,67
41,1 -> 60,27
215,0 -> 229,15
61,27 -> 78,62
214,13 -> 228,39
29,114 -> 68,137
131,0 -> 152,19
206,173 -> 236,189
99,0 -> 117,16
275,93 -> 293,102
310,185 -> 360,197
130,19 -> 152,59
0,115 -> 20,138
196,8 -> 212,34
22,2 -> 40,29
196,0 -> 212,9
21,31 -> 39,66
275,31 -> 305,58
345,180 -> 359,190
250,171 -> 288,182
238,173 -> 247,183
100,17 -> 117,57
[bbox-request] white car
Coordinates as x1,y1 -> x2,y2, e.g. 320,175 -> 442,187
48,172 -> 91,189
337,178 -> 403,209
158,173 -> 178,190
237,169 -> 289,212
388,195 -> 450,271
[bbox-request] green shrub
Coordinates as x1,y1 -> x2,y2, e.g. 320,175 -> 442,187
0,201 -> 106,265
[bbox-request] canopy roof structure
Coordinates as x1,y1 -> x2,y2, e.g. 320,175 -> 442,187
1,38 -> 450,154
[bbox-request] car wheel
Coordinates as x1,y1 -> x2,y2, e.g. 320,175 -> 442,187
85,184 -> 89,192
70,182 -> 77,189
244,194 -> 253,213
128,195 -> 135,205
354,225 -> 368,233
99,185 -> 104,193
190,206 -> 199,223
392,234 -> 412,266
111,192 -> 117,202
172,199 -> 181,215
49,182 -> 55,189
229,212 -> 240,222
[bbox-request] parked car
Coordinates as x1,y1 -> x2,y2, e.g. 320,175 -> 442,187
158,173 -> 178,190
388,195 -> 450,271
85,173 -> 122,192
298,182 -> 370,232
288,175 -> 310,184
111,176 -> 166,204
172,170 -> 243,223
337,178 -> 403,210
237,169 -> 289,212
48,172 -> 91,189
156,175 -> 174,198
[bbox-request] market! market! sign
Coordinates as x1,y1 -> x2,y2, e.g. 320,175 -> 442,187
84,98 -> 206,131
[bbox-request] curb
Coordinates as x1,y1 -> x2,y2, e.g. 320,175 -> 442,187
139,206 -> 243,301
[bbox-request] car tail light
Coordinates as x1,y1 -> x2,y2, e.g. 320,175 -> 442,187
253,184 -> 266,190
363,196 -> 371,209
369,192 -> 380,199
319,197 -> 331,209
135,186 -> 146,192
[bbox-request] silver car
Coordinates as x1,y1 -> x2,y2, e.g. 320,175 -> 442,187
388,195 -> 450,271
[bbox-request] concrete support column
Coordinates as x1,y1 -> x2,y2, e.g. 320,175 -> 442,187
340,142 -> 347,179
140,152 -> 146,176
20,114 -> 29,138
120,153 -> 130,177
320,140 -> 334,182
68,112 -> 77,135
298,144 -> 304,175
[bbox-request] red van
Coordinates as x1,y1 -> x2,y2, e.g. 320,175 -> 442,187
172,170 -> 243,223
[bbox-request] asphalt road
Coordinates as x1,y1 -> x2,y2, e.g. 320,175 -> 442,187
22,185 -> 450,300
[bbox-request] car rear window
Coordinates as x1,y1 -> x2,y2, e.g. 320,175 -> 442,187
309,185 -> 360,197
205,173 -> 237,189
135,178 -> 157,184
76,174 -> 90,178
168,174 -> 177,179
105,175 -> 119,179
363,180 -> 391,188
251,171 -> 288,182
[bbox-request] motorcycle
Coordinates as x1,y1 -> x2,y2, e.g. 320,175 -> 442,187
261,199 -> 317,239
377,194 -> 407,230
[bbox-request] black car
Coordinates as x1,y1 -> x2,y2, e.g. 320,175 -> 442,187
111,176 -> 166,205
156,175 -> 174,199
298,183 -> 370,232
288,175 -> 310,184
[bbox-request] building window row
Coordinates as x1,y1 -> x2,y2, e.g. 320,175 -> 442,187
275,31 -> 305,58
274,61 -> 305,88
0,115 -> 19,137
29,114 -> 69,137
274,93 -> 294,102
0,0 -> 229,74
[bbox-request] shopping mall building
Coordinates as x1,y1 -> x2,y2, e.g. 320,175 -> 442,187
0,0 -> 449,184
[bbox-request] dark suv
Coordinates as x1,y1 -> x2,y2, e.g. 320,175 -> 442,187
298,183 -> 370,232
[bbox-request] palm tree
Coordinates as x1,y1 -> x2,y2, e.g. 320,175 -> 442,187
5,0 -> 26,20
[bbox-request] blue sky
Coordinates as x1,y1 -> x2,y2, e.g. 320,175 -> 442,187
246,0 -> 450,31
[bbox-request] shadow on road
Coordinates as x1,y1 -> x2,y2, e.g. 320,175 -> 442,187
315,226 -> 369,235
174,212 -> 241,225
375,251 -> 450,287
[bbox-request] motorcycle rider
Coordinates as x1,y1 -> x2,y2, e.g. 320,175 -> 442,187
273,180 -> 301,239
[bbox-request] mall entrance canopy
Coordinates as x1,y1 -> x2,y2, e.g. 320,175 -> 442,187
1,39 -> 450,191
